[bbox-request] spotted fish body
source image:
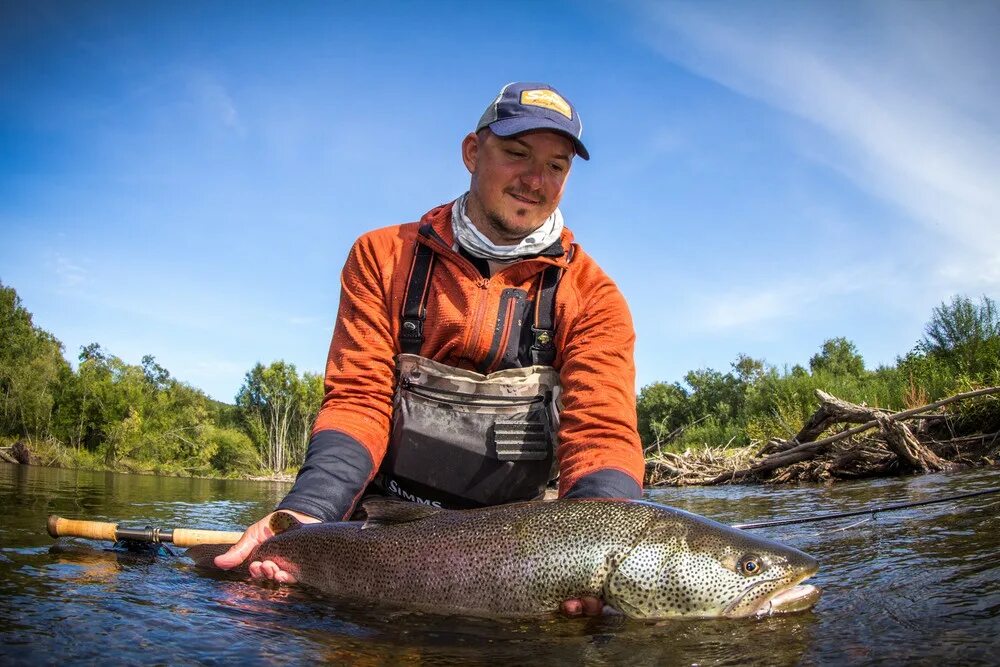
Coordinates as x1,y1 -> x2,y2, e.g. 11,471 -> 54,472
189,499 -> 820,619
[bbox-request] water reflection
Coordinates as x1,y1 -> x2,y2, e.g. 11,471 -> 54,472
1,463 -> 999,665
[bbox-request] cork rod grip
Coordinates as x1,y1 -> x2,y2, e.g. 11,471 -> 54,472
47,515 -> 245,546
170,528 -> 244,547
47,515 -> 118,541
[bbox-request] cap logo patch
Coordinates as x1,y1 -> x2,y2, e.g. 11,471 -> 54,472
520,89 -> 572,120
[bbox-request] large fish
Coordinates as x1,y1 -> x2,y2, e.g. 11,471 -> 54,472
188,498 -> 820,619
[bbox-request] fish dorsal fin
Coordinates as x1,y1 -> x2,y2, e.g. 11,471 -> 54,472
360,499 -> 446,529
269,511 -> 306,535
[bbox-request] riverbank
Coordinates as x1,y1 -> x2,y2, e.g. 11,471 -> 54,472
1,436 -> 297,484
646,386 -> 1000,486
7,386 -> 997,489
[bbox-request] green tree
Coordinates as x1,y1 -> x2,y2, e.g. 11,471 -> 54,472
49,344 -> 216,467
636,381 -> 690,447
68,345 -> 148,463
66,343 -> 119,451
205,425 -> 260,476
809,337 -> 865,377
922,295 -> 999,353
236,361 -> 323,472
293,371 -> 324,464
136,372 -> 214,468
637,356 -> 769,451
0,282 -> 70,439
141,354 -> 170,390
920,295 -> 1000,379
683,367 -> 746,425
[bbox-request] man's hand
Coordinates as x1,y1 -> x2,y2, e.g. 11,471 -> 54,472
561,596 -> 604,617
214,509 -> 321,583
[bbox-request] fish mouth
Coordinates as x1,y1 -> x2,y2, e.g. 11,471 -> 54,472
723,568 -> 821,618
753,584 -> 821,616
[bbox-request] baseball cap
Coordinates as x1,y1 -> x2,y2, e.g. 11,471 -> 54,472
475,82 -> 590,160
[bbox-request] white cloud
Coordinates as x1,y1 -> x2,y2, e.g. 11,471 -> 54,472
187,73 -> 245,135
682,265 -> 882,335
694,289 -> 789,332
633,0 -> 1000,293
50,252 -> 87,288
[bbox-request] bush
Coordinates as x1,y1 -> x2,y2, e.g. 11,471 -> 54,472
206,426 -> 260,476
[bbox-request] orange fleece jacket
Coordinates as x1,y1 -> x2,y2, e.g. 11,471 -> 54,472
312,201 -> 644,497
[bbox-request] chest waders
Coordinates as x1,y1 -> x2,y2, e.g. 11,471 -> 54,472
373,225 -> 564,509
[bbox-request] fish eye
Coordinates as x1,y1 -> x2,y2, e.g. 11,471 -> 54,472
739,555 -> 763,576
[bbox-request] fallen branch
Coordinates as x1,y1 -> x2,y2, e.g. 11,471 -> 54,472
877,415 -> 949,472
704,385 -> 1000,485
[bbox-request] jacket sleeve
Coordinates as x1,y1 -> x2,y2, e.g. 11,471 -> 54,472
277,233 -> 398,521
555,256 -> 645,499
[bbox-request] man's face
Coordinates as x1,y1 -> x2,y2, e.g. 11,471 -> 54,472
462,129 -> 574,245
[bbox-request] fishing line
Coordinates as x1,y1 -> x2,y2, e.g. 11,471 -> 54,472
734,485 -> 1000,530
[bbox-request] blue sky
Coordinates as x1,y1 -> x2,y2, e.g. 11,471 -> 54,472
2,1 -> 998,402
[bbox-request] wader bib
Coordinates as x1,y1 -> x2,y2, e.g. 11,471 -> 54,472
372,225 -> 564,508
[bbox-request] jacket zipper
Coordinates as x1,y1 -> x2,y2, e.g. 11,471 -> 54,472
481,291 -> 520,374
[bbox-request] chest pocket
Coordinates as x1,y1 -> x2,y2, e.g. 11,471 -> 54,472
379,354 -> 561,508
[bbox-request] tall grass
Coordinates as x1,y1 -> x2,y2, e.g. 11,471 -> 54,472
638,336 -> 1000,453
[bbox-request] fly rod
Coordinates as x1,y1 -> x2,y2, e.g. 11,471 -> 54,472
734,485 -> 1000,530
47,515 -> 244,547
48,485 -> 1000,544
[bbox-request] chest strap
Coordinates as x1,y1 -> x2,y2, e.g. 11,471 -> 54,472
399,226 -> 436,355
529,264 -> 560,366
400,225 -> 563,365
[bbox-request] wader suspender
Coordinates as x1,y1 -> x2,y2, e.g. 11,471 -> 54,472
399,226 -> 437,355
399,224 -> 562,365
529,265 -> 560,366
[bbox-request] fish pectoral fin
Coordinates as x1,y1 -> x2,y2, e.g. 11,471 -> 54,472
186,544 -> 236,570
360,498 -> 447,529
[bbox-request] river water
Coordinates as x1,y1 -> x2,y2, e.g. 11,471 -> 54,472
1,462 -> 998,665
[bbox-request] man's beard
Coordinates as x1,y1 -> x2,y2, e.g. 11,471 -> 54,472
484,198 -> 545,244
484,209 -> 528,244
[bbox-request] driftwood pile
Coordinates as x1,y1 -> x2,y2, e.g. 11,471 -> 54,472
646,386 -> 1000,486
0,440 -> 32,465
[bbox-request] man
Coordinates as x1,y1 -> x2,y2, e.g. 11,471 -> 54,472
216,82 -> 645,616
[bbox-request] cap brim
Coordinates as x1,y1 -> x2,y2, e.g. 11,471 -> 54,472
488,117 -> 590,160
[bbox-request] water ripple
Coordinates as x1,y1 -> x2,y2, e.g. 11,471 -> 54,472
2,463 -> 1000,665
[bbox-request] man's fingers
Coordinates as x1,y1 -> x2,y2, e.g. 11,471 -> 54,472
209,510 -> 318,575
214,516 -> 274,570
561,599 -> 583,616
214,533 -> 259,569
275,570 -> 297,584
260,560 -> 281,579
246,559 -> 296,584
561,597 -> 604,617
259,560 -> 296,583
580,596 -> 603,616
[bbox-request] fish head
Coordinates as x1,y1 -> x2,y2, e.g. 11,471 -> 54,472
604,505 -> 820,619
